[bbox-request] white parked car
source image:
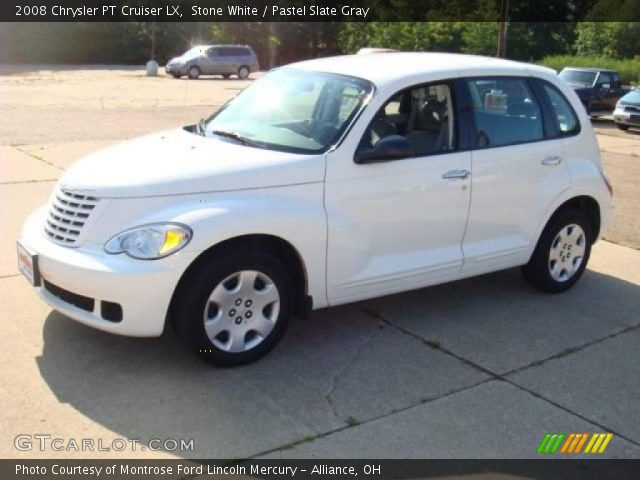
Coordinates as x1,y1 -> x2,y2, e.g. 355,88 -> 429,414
18,53 -> 613,366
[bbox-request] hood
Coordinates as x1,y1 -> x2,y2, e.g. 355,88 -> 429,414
619,90 -> 640,105
60,129 -> 325,198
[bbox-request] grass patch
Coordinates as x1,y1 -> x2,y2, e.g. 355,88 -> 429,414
345,416 -> 360,427
423,338 -> 441,349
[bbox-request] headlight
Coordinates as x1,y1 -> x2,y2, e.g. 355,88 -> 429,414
105,223 -> 192,260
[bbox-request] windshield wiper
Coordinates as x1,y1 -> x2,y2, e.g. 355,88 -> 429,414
211,130 -> 265,148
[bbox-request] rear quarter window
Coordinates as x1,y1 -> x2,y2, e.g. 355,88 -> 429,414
541,82 -> 580,136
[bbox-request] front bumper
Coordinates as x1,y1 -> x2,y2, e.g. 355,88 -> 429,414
20,207 -> 200,337
165,64 -> 186,75
613,106 -> 640,126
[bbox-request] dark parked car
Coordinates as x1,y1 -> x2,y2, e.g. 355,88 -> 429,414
559,67 -> 630,117
614,88 -> 640,131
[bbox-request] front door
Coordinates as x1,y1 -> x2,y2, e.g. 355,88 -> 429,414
325,81 -> 472,304
592,72 -> 617,114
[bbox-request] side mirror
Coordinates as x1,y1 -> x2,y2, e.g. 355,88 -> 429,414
354,135 -> 413,164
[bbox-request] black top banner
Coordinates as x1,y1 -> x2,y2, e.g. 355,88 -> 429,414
2,0 -> 640,22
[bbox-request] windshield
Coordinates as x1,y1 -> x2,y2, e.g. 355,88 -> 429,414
203,68 -> 374,153
621,91 -> 640,104
559,69 -> 597,87
181,46 -> 205,60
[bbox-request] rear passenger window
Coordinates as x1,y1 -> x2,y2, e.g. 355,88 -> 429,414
217,47 -> 249,57
466,78 -> 543,148
542,83 -> 580,136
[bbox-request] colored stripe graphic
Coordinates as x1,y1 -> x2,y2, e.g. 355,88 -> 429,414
574,433 -> 589,453
560,433 -> 575,453
539,433 -> 613,454
585,433 -> 614,454
537,433 -> 565,454
550,433 -> 565,453
537,434 -> 552,454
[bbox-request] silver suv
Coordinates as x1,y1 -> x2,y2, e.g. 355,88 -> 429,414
165,45 -> 259,80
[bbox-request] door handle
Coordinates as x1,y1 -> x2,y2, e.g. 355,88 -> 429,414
541,155 -> 562,166
442,169 -> 471,180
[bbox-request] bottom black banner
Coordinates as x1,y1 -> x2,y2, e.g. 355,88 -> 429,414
3,459 -> 640,480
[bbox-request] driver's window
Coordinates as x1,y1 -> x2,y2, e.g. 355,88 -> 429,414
611,73 -> 621,88
598,73 -> 611,87
363,82 -> 455,156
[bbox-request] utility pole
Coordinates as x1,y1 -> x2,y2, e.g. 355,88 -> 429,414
146,21 -> 158,76
497,0 -> 508,58
150,21 -> 156,61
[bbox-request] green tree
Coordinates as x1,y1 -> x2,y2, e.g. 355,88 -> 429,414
576,22 -> 640,58
461,22 -> 500,56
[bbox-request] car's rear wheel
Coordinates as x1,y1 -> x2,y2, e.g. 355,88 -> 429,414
222,74 -> 231,79
521,208 -> 592,293
237,66 -> 250,80
188,66 -> 200,80
617,124 -> 630,131
172,250 -> 293,366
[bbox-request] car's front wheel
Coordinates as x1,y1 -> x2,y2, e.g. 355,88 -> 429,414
172,249 -> 293,366
188,66 -> 200,80
617,124 -> 630,131
521,208 -> 592,293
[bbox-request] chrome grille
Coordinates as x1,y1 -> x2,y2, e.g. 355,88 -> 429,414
625,105 -> 640,113
44,188 -> 100,246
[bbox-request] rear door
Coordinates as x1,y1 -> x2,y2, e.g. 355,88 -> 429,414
460,76 -> 571,275
221,47 -> 241,73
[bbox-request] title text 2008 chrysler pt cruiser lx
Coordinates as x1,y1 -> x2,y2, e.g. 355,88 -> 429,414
18,53 -> 613,366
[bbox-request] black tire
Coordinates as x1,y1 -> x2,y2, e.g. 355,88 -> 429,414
237,66 -> 250,80
222,74 -> 231,79
521,208 -> 592,293
188,66 -> 200,80
171,73 -> 181,79
172,249 -> 293,366
617,124 -> 630,131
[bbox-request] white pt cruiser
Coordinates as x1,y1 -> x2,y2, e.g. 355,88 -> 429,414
19,53 -> 613,366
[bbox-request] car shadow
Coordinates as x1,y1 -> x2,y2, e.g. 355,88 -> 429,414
172,77 -> 255,83
36,267 -> 640,458
591,117 -> 640,135
0,64 -> 147,75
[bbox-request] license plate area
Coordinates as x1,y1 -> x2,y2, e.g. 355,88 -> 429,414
17,241 -> 41,287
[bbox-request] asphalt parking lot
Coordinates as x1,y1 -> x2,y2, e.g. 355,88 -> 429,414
1,66 -> 639,459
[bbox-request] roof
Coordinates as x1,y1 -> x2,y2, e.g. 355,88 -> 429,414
563,67 -> 618,73
195,44 -> 251,49
289,52 -> 554,85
